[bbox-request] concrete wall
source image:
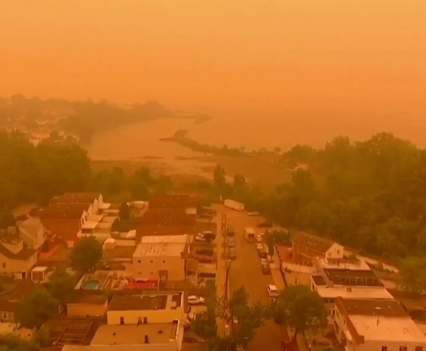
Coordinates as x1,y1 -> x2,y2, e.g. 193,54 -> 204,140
107,308 -> 184,325
67,302 -> 108,317
132,256 -> 185,281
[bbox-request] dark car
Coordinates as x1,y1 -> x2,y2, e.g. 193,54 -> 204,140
257,221 -> 273,228
227,227 -> 235,237
261,263 -> 271,274
229,248 -> 237,260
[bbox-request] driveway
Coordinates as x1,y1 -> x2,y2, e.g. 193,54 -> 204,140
213,204 -> 287,351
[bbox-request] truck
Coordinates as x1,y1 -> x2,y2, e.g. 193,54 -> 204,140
244,228 -> 255,242
224,199 -> 245,211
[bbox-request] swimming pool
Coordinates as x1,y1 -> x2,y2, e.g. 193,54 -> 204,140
82,280 -> 101,290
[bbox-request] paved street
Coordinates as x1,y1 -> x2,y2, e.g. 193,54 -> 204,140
213,204 -> 287,351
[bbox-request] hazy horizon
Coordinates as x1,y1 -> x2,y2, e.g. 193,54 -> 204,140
1,1 -> 425,118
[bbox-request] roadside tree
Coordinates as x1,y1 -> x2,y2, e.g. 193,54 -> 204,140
48,267 -> 75,303
70,236 -> 103,272
16,289 -> 58,330
213,164 -> 226,190
272,285 -> 327,343
399,256 -> 426,293
118,202 -> 130,221
0,334 -> 37,351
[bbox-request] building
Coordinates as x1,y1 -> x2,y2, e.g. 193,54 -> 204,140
0,235 -> 38,278
17,217 -> 45,251
66,294 -> 109,318
311,257 -> 394,322
61,322 -> 183,351
132,237 -> 188,281
292,232 -> 344,264
334,297 -> 426,351
107,292 -> 184,325
0,280 -> 39,322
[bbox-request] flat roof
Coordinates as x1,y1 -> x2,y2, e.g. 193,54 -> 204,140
324,268 -> 382,287
349,315 -> 426,343
292,232 -> 337,253
317,258 -> 370,270
316,286 -> 394,299
108,292 -> 183,311
338,298 -> 408,317
141,234 -> 188,244
91,323 -> 179,345
133,242 -> 186,257
36,204 -> 89,219
50,193 -> 99,205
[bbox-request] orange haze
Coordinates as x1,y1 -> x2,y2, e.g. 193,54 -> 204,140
1,0 -> 425,115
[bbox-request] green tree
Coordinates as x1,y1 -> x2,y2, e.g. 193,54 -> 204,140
48,268 -> 75,303
399,256 -> 426,293
0,334 -> 37,351
233,174 -> 247,190
213,165 -> 226,190
272,285 -> 327,343
118,202 -> 130,221
70,236 -> 103,272
0,212 -> 15,230
16,289 -> 58,330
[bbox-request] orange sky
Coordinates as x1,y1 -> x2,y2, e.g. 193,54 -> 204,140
1,0 -> 425,114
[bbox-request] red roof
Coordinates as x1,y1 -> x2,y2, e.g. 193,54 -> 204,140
36,204 -> 88,220
41,219 -> 81,241
149,194 -> 197,209
50,193 -> 99,205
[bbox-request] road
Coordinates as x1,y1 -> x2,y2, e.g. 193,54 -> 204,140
213,204 -> 287,351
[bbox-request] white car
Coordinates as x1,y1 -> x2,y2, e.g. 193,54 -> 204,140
188,295 -> 205,305
267,285 -> 279,298
260,258 -> 268,265
247,212 -> 260,216
256,244 -> 263,251
256,235 -> 262,242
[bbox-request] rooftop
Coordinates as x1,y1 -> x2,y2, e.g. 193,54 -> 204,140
316,286 -> 393,299
41,218 -> 81,240
90,323 -> 179,345
149,194 -> 197,209
36,204 -> 89,219
50,193 -> 99,205
315,257 -> 371,270
133,242 -> 186,258
139,211 -> 196,226
108,292 -> 183,311
292,232 -> 336,253
140,234 -> 188,244
323,268 -> 382,287
337,298 -> 408,317
136,224 -> 196,237
0,241 -> 37,260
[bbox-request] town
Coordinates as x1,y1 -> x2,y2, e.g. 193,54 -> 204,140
1,193 -> 426,351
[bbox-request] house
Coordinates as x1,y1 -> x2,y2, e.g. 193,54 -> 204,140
0,280 -> 39,322
17,217 -> 45,251
107,291 -> 184,325
36,204 -> 96,246
311,257 -> 394,322
66,294 -> 108,318
292,232 -> 344,264
334,297 -> 426,351
132,236 -> 188,282
0,235 -> 38,279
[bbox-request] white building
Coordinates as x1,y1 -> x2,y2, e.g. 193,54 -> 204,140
311,257 -> 394,323
334,297 -> 426,351
132,236 -> 188,281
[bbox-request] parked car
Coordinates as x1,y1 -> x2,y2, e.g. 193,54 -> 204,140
256,243 -> 264,251
227,240 -> 235,248
257,221 -> 273,228
261,261 -> 271,274
188,295 -> 205,305
255,235 -> 262,243
195,234 -> 207,242
267,285 -> 279,298
227,227 -> 235,237
229,248 -> 237,260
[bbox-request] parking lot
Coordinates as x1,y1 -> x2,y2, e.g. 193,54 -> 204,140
212,204 -> 287,351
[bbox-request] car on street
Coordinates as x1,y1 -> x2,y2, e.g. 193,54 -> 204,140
227,227 -> 235,237
194,234 -> 207,242
257,221 -> 273,228
255,235 -> 262,242
267,284 -> 279,298
229,247 -> 237,260
261,261 -> 271,274
227,240 -> 235,248
188,295 -> 205,305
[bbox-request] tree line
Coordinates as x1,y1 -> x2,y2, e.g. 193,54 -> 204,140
0,128 -> 171,227
213,132 -> 426,262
